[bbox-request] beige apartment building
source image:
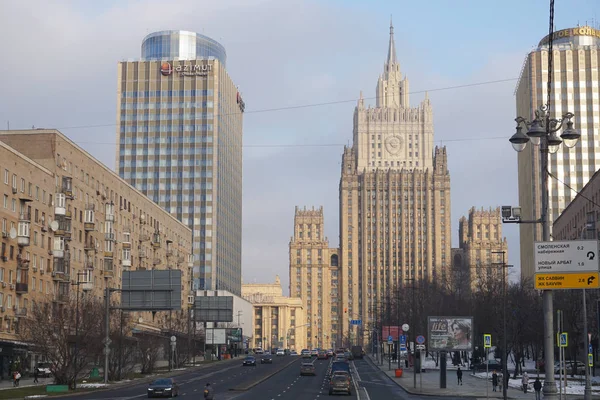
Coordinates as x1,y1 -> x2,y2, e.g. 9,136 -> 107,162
452,207 -> 509,293
289,206 -> 339,349
339,23 -> 451,345
553,167 -> 600,241
0,129 -> 193,370
242,276 -> 306,351
516,26 -> 600,279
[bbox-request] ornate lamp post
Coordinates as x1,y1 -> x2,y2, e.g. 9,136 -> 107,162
509,105 -> 580,399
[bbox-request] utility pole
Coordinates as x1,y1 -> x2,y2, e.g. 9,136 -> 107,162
493,251 -> 509,400
103,279 -> 111,384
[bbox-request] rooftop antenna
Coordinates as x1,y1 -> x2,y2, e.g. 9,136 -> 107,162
6,121 -> 9,130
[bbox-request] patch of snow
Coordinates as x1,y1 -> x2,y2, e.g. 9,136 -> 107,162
24,396 -> 48,399
79,383 -> 108,388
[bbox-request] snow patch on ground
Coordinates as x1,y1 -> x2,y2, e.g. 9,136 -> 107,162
79,383 -> 109,388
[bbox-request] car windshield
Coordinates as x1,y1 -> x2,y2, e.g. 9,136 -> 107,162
333,375 -> 349,382
152,379 -> 172,385
302,363 -> 314,367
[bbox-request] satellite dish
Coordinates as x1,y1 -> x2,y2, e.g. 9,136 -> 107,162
140,214 -> 146,221
49,221 -> 59,232
9,228 -> 16,240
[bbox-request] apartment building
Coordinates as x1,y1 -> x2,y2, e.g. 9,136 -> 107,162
0,129 -> 193,372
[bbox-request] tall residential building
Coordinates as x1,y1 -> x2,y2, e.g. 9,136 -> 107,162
289,206 -> 339,349
242,276 -> 306,351
339,22 -> 451,345
0,129 -> 193,374
516,26 -> 600,279
116,30 -> 244,295
452,207 -> 509,293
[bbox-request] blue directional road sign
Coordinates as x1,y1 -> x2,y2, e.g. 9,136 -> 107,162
589,344 -> 593,354
350,319 -> 362,326
399,335 -> 407,345
484,334 -> 492,348
388,335 -> 394,344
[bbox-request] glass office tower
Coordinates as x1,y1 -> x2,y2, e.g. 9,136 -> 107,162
116,30 -> 244,295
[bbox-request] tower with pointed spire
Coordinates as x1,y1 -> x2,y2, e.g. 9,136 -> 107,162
337,21 -> 451,348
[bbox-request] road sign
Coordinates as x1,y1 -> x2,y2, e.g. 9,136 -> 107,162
350,319 -> 362,325
535,272 -> 600,290
484,334 -> 492,348
402,323 -> 409,332
400,335 -> 407,345
589,353 -> 593,367
416,335 -> 425,345
557,332 -> 568,348
416,344 -> 426,350
534,240 -> 599,273
388,335 -> 393,344
590,344 -> 593,353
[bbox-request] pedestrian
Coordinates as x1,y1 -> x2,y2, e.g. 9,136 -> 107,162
521,371 -> 529,393
492,370 -> 498,392
203,382 -> 214,399
457,366 -> 463,385
33,368 -> 39,383
533,377 -> 542,399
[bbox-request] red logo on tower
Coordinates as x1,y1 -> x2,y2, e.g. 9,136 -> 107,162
160,62 -> 173,76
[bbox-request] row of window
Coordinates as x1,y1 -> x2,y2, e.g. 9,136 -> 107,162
119,136 -> 214,145
121,147 -> 214,157
120,113 -> 214,121
120,124 -> 213,133
120,101 -> 214,110
121,90 -> 214,98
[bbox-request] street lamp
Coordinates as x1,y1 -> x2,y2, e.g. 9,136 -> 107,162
71,271 -> 88,390
508,104 -> 580,400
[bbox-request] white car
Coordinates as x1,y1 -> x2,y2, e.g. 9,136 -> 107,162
276,349 -> 285,356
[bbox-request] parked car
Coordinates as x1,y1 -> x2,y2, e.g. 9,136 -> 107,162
317,350 -> 328,360
473,360 -> 502,372
243,356 -> 257,366
261,355 -> 273,364
35,363 -> 52,378
276,348 -> 285,356
311,349 -> 319,357
147,378 -> 179,398
554,361 -> 586,375
328,373 -> 352,395
301,349 -> 312,358
300,362 -> 316,376
290,350 -> 298,356
344,351 -> 354,361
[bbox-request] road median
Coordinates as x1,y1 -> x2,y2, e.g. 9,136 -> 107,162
229,357 -> 300,391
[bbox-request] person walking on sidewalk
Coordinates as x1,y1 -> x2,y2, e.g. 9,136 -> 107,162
533,377 -> 542,399
457,367 -> 463,385
33,368 -> 39,383
492,370 -> 498,392
521,372 -> 529,393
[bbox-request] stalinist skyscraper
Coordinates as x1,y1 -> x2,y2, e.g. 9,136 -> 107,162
338,22 -> 451,346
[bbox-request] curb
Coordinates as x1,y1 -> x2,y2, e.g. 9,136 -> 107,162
229,357 -> 301,391
30,358 -> 242,398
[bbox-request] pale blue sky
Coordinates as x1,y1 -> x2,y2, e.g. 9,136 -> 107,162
1,0 -> 598,292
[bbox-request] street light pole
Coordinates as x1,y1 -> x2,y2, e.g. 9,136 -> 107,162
492,251 -> 509,400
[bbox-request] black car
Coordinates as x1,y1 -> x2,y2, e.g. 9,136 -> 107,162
148,378 -> 179,398
243,356 -> 257,366
261,355 -> 273,364
473,360 -> 502,372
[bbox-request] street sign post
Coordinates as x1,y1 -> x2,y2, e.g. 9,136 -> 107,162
535,272 -> 599,289
399,335 -> 407,351
416,335 -> 425,345
484,334 -> 492,348
588,353 -> 593,367
350,319 -> 362,325
387,335 -> 393,345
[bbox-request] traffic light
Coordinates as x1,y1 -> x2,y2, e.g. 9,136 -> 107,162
344,308 -> 347,313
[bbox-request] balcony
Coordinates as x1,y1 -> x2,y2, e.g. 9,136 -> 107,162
54,193 -> 66,215
16,255 -> 29,270
139,234 -> 150,242
15,308 -> 27,317
84,205 -> 95,231
54,293 -> 69,304
153,258 -> 161,266
103,258 -> 114,277
17,214 -> 31,247
53,237 -> 65,258
82,281 -> 94,291
15,283 -> 28,294
151,232 -> 161,248
61,176 -> 73,198
122,258 -> 131,267
84,238 -> 96,252
84,261 -> 94,270
105,232 -> 115,242
166,250 -> 174,257
65,209 -> 72,219
104,251 -> 113,259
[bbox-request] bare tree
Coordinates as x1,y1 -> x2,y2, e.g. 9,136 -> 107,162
107,311 -> 137,380
20,297 -> 104,385
137,333 -> 164,374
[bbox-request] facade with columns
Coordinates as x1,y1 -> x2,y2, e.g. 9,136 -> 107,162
338,22 -> 451,345
242,276 -> 307,351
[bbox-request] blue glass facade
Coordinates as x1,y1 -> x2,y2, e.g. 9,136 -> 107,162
141,30 -> 227,66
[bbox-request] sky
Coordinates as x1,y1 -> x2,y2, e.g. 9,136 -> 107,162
1,0 -> 599,294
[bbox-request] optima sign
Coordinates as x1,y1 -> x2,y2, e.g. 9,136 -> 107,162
160,62 -> 213,77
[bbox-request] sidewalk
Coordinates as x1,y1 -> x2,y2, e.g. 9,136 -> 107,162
0,357 -> 242,391
366,355 -> 584,399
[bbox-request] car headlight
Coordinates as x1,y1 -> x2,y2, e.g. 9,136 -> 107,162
148,388 -> 154,391
165,388 -> 172,391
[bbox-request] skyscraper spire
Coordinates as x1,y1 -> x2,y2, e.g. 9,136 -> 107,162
387,16 -> 397,65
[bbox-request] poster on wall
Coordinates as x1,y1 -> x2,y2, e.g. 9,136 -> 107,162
428,316 -> 473,351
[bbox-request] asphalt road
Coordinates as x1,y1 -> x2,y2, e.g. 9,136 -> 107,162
353,357 -> 466,400
55,356 -> 299,400
233,356 -> 358,400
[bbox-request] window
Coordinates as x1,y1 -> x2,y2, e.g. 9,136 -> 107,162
20,178 -> 25,193
3,170 -> 8,185
11,174 -> 16,190
3,195 -> 6,208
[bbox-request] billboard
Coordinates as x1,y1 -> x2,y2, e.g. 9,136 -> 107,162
382,326 -> 402,341
120,270 -> 182,311
428,316 -> 473,351
206,328 -> 227,345
193,296 -> 233,322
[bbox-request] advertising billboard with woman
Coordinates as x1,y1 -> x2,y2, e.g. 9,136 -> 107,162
428,317 -> 473,351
